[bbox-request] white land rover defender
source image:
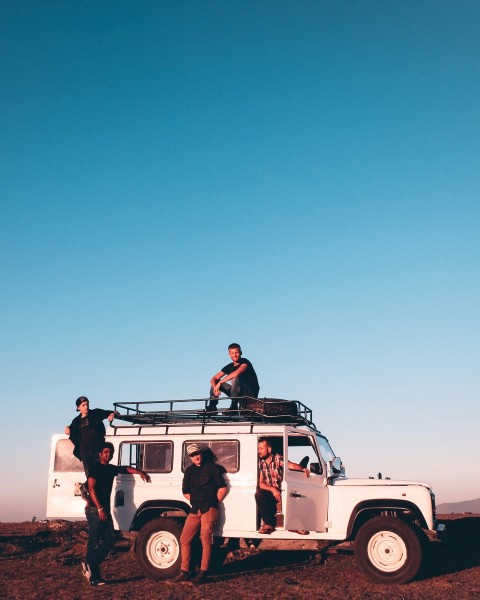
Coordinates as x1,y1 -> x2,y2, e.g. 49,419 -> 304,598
47,397 -> 444,584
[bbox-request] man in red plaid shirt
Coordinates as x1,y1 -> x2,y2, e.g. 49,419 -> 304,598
255,438 -> 309,534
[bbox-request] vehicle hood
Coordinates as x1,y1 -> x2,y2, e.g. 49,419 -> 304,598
332,477 -> 432,490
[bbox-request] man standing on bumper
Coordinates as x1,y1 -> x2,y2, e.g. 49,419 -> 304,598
176,444 -> 227,584
208,343 -> 260,411
83,442 -> 151,586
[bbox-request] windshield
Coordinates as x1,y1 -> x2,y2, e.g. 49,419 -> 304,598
316,435 -> 335,463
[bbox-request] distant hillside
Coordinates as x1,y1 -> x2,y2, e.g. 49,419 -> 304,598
437,497 -> 480,514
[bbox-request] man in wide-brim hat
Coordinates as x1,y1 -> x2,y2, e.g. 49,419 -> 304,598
171,443 -> 227,585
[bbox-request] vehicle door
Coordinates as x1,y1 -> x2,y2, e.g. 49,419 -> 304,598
180,437 -> 257,533
46,435 -> 86,519
283,430 -> 328,532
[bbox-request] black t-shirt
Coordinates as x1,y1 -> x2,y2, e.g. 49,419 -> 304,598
182,461 -> 227,514
79,415 -> 99,448
88,463 -> 128,511
69,408 -> 111,460
222,358 -> 259,395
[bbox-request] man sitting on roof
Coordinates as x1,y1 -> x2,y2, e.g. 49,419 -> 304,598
207,343 -> 260,412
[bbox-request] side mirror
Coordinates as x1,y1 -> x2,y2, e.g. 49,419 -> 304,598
328,457 -> 342,476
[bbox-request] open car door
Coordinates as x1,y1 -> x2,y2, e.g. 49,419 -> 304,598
46,434 -> 85,519
283,430 -> 328,533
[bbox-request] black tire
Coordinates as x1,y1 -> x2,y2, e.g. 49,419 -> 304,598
135,517 -> 183,579
355,516 -> 423,584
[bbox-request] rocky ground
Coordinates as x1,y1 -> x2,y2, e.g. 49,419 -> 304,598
1,515 -> 479,599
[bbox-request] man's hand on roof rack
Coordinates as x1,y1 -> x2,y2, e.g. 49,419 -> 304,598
108,410 -> 120,423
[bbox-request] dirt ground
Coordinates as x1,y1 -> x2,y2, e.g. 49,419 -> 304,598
1,515 -> 479,600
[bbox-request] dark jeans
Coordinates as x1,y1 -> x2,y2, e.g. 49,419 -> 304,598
255,488 -> 278,528
85,507 -> 114,579
208,377 -> 258,409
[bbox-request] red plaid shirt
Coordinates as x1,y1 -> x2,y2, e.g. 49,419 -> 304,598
259,453 -> 284,490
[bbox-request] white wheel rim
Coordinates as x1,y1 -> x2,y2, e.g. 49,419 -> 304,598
367,530 -> 407,572
146,531 -> 180,569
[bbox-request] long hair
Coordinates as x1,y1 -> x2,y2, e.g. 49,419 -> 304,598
202,447 -> 217,463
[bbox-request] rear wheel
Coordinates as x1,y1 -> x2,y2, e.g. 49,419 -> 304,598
135,518 -> 182,579
355,516 -> 423,584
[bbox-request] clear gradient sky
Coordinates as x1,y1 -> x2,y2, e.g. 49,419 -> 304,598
1,1 -> 479,521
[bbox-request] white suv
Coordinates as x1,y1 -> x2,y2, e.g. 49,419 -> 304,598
47,397 -> 444,584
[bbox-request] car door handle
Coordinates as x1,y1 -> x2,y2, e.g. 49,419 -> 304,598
289,492 -> 303,498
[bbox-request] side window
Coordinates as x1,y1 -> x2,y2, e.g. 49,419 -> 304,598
120,442 -> 173,473
182,440 -> 239,473
54,439 -> 84,472
287,434 -> 322,474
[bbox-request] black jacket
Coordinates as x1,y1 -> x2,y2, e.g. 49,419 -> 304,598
68,408 -> 111,460
182,460 -> 227,514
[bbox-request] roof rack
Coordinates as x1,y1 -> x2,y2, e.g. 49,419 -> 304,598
113,397 -> 316,429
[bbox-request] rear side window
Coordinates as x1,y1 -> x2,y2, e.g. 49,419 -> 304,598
120,442 -> 173,473
54,439 -> 84,472
182,440 -> 239,473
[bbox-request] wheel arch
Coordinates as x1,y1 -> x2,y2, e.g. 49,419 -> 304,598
129,500 -> 190,532
347,500 -> 429,539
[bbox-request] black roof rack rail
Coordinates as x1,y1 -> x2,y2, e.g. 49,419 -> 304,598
113,397 -> 316,429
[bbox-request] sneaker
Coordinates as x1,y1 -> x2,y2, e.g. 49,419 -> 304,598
205,401 -> 218,413
166,571 -> 191,584
81,562 -> 92,583
191,570 -> 207,585
90,578 -> 106,586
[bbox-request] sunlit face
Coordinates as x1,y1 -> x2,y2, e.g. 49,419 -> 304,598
257,441 -> 271,460
78,401 -> 89,416
99,447 -> 114,464
228,347 -> 242,363
190,452 -> 203,466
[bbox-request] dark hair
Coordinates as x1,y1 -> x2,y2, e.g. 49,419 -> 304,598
201,447 -> 226,473
99,441 -> 115,453
228,343 -> 241,351
202,447 -> 218,463
76,396 -> 89,408
259,437 -> 282,455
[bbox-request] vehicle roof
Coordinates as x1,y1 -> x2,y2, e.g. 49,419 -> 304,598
107,422 -> 321,438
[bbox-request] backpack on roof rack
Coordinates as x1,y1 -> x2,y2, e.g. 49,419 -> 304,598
244,398 -> 298,417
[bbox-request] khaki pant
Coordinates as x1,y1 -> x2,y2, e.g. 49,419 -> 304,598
180,507 -> 219,572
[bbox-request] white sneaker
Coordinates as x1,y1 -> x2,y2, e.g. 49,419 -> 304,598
81,562 -> 92,583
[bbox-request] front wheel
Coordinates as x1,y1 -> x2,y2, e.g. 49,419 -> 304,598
135,517 -> 183,579
355,516 -> 423,584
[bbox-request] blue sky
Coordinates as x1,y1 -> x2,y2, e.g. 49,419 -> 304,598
1,1 -> 479,521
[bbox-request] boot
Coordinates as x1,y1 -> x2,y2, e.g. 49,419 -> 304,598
206,400 -> 218,412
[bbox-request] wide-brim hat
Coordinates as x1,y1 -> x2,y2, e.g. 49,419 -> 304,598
187,443 -> 203,456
